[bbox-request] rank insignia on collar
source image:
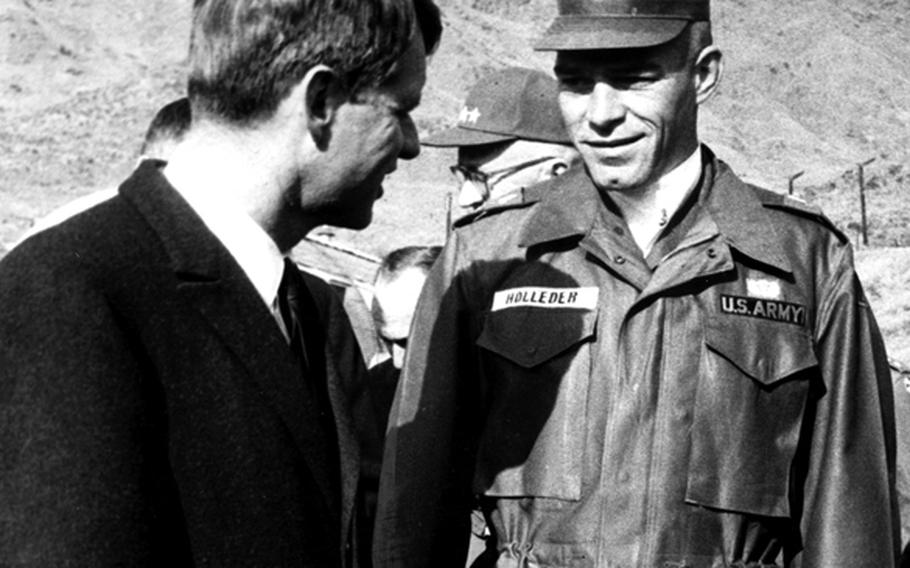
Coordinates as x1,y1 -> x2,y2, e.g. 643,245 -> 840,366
720,295 -> 806,326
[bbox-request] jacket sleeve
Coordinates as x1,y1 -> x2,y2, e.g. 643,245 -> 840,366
0,245 -> 167,565
373,232 -> 477,567
796,242 -> 901,566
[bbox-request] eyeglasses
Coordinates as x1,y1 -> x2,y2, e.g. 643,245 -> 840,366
449,156 -> 556,194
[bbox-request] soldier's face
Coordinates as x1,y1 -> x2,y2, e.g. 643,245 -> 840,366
455,140 -> 569,210
554,38 -> 700,193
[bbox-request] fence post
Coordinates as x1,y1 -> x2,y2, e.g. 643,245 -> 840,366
788,171 -> 804,195
858,157 -> 876,247
445,192 -> 453,236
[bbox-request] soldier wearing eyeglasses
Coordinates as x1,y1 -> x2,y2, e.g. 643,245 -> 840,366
422,67 -> 580,223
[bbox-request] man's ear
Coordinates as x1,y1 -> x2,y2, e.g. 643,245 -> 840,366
300,65 -> 344,148
693,45 -> 723,105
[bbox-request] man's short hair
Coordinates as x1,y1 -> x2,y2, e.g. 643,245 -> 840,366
375,245 -> 442,283
139,97 -> 192,157
188,0 -> 442,124
372,245 -> 441,328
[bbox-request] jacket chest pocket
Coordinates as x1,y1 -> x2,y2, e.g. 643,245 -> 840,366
472,307 -> 597,501
686,318 -> 818,518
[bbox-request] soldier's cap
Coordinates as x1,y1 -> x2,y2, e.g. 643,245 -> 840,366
534,0 -> 710,51
422,67 -> 571,147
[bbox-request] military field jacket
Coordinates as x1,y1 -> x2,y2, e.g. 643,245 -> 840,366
374,149 -> 900,567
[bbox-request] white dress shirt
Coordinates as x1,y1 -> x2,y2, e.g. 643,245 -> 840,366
171,181 -> 291,342
626,149 -> 703,256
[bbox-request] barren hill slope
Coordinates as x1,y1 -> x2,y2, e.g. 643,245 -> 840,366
1,0 -> 908,253
424,0 -> 910,184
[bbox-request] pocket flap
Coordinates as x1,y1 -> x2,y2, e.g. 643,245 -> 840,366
705,318 -> 817,386
477,307 -> 597,368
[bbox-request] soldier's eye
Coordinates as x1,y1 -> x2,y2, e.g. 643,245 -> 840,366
558,75 -> 594,92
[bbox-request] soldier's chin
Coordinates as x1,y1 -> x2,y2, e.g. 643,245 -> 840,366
586,165 -> 645,193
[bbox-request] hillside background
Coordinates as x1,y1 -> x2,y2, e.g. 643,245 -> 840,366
1,0 -> 908,367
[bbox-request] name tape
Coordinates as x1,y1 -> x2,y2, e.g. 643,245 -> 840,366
491,287 -> 599,312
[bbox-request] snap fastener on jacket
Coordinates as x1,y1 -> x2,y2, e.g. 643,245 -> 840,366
614,255 -> 626,264
707,248 -> 717,258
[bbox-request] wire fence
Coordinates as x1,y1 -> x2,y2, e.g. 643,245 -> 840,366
789,158 -> 910,249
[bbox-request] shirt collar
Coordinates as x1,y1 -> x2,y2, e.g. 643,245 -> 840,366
517,151 -> 701,249
652,147 -> 702,221
170,181 -> 285,309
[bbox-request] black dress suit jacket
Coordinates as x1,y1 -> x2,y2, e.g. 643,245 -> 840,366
0,161 -> 368,566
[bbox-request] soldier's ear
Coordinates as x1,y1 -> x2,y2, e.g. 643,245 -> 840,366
693,45 -> 723,105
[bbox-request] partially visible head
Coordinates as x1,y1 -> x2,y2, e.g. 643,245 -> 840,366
536,0 -> 722,193
454,139 -> 580,209
372,245 -> 442,369
423,66 -> 580,209
139,97 -> 192,161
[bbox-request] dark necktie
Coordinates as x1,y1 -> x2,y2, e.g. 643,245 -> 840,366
277,259 -> 340,501
279,258 -> 311,371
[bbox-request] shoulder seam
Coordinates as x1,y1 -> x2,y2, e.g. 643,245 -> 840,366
751,186 -> 848,244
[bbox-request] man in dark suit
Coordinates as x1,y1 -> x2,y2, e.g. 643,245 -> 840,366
0,0 -> 440,565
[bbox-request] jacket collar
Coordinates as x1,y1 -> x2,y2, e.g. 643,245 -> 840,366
702,149 -> 792,275
517,164 -> 600,247
516,147 -> 792,275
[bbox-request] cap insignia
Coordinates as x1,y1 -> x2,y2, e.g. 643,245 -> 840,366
458,106 -> 481,125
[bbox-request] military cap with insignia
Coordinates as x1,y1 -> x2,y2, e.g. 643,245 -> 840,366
422,67 -> 571,147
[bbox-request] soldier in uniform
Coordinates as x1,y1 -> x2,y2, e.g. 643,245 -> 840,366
374,0 -> 900,566
422,67 -> 580,221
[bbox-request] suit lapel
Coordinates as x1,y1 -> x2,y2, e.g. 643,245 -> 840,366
118,161 -> 341,522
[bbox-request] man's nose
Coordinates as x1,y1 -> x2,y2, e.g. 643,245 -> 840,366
587,82 -> 625,130
457,180 -> 487,209
399,116 -> 420,160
